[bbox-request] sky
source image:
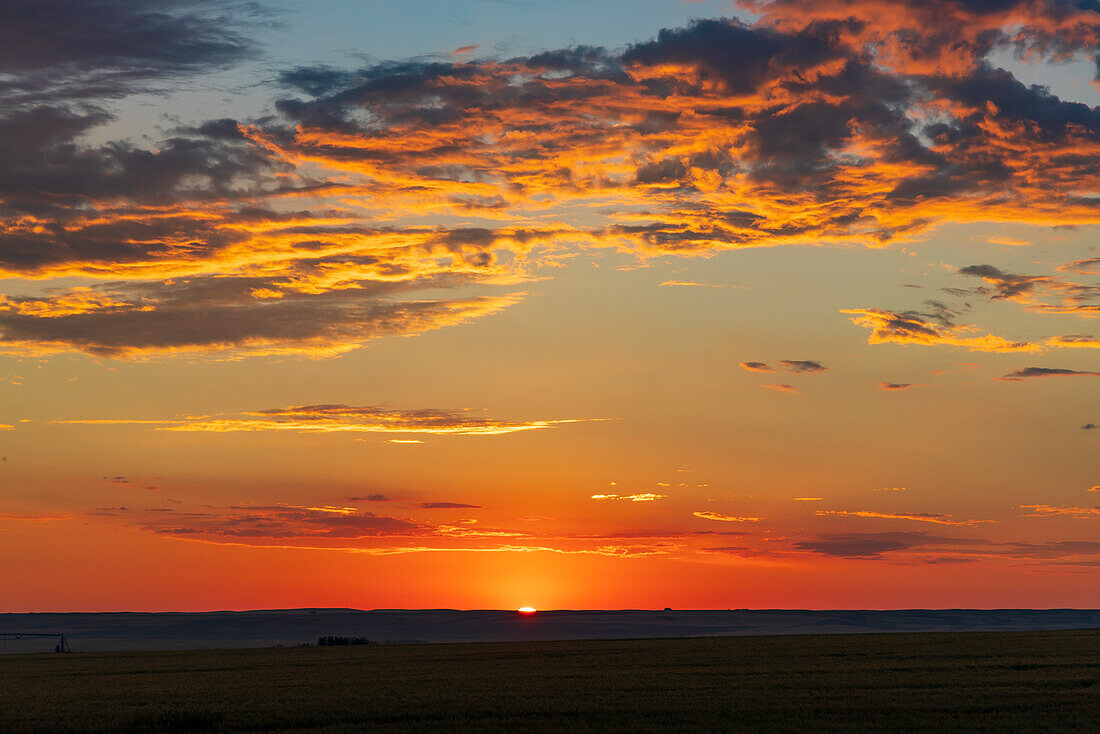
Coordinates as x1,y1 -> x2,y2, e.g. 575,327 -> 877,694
1,0 -> 1098,612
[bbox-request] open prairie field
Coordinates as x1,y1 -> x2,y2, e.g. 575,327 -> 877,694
1,630 -> 1097,733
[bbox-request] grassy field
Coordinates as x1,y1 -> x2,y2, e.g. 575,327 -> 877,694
1,629 -> 1097,732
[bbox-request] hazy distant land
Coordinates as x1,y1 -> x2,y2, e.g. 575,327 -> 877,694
3,608 -> 1099,653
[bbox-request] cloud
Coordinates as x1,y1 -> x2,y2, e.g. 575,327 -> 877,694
141,504 -> 425,541
5,7 -> 1100,358
793,497 -> 824,501
55,404 -> 602,436
590,493 -> 667,502
874,487 -> 907,492
879,382 -> 914,390
347,494 -> 393,502
778,360 -> 826,373
1045,335 -> 1100,349
761,383 -> 800,394
792,531 -> 962,559
693,511 -> 761,522
0,0 -> 260,105
659,280 -> 744,289
957,264 -> 1053,302
998,367 -> 1100,381
955,264 -> 1100,317
742,360 -> 825,374
740,362 -> 774,373
1018,504 -> 1100,518
701,546 -> 776,558
1087,486 -> 1099,492
814,509 -> 994,526
1061,258 -> 1100,275
843,308 -> 1037,352
1085,424 -> 1097,430
0,424 -> 13,431
420,502 -> 482,509
0,280 -> 525,359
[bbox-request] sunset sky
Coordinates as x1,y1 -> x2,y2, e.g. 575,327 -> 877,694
1,0 -> 1098,611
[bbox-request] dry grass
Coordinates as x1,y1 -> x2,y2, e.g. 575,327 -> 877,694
1,629 -> 1098,732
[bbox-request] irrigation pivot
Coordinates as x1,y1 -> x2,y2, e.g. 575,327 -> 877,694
0,633 -> 70,653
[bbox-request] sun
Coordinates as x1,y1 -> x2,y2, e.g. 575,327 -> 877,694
517,606 -> 537,614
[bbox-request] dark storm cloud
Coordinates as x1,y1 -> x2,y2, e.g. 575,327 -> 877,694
998,367 -> 1100,380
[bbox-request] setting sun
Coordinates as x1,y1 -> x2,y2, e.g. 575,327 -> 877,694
517,607 -> 537,615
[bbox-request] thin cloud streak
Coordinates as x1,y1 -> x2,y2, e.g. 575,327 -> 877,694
53,404 -> 607,436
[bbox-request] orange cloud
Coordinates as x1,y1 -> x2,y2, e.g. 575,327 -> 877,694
5,11 -> 1100,360
842,308 -> 1037,352
693,511 -> 761,522
1019,504 -> 1100,518
761,383 -> 800,394
814,510 -> 994,526
55,405 -> 604,437
590,493 -> 667,502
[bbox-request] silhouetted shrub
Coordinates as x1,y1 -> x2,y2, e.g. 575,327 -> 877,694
317,636 -> 374,646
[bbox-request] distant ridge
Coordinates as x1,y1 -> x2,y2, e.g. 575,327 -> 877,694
3,609 -> 1098,653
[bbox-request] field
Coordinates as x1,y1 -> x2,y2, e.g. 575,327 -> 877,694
1,630 -> 1098,732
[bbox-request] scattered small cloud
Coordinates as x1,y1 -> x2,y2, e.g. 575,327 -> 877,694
843,308 -> 1037,352
420,502 -> 482,509
793,497 -> 824,501
879,382 -> 913,390
740,361 -> 774,373
761,384 -> 800,394
987,236 -> 1030,247
1061,258 -> 1100,275
347,494 -> 394,502
998,367 -> 1100,381
1019,504 -> 1100,518
590,493 -> 666,502
779,360 -> 826,374
815,509 -> 993,526
874,487 -> 907,492
1084,423 -> 1097,430
1046,335 -> 1100,349
693,511 -> 760,522
660,280 -> 746,289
